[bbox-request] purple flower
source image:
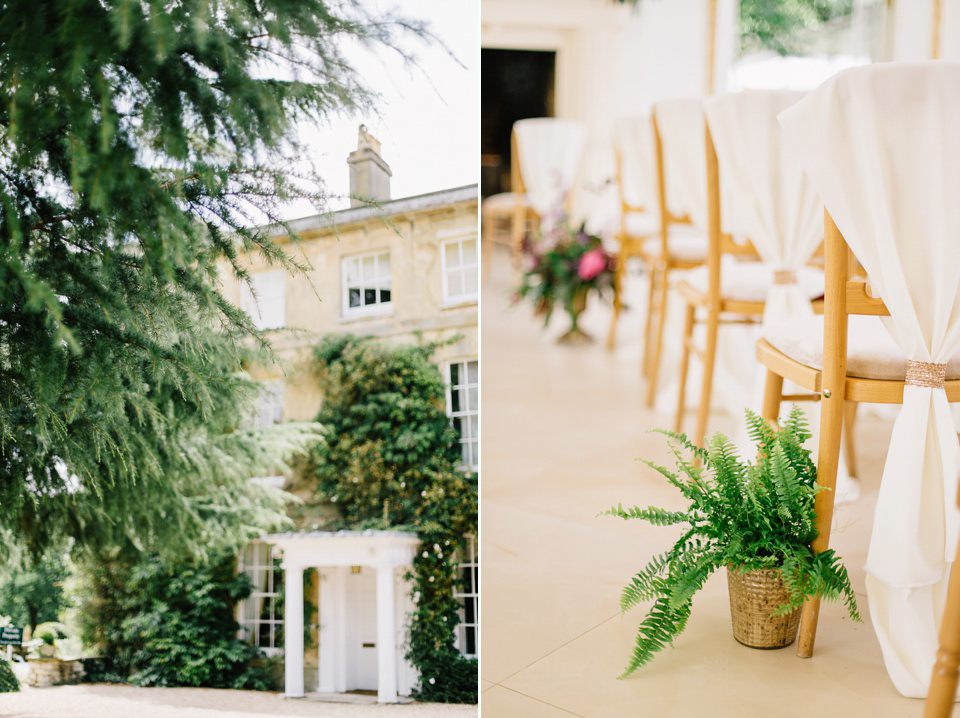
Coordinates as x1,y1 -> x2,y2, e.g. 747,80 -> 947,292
578,248 -> 608,281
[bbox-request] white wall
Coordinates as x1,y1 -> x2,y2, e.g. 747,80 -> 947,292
889,0 -> 960,60
482,0 -> 739,234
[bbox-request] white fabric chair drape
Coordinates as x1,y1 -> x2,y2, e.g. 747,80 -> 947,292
513,118 -> 586,226
614,115 -> 659,225
652,99 -> 708,230
704,90 -> 822,334
780,60 -> 960,698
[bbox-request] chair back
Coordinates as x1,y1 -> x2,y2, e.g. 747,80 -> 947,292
652,98 -> 707,232
704,90 -> 821,328
511,118 -> 586,221
613,115 -> 658,224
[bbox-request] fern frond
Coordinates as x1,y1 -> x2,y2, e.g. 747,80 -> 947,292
599,503 -> 691,526
620,553 -> 670,612
619,595 -> 693,678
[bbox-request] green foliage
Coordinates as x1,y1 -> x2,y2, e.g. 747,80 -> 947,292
610,0 -> 853,55
0,658 -> 19,693
76,550 -> 273,690
600,408 -> 860,677
0,544 -> 70,634
740,0 -> 854,55
308,334 -> 478,703
0,0 -> 426,560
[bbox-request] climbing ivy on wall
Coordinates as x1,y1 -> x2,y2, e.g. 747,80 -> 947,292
307,334 -> 478,703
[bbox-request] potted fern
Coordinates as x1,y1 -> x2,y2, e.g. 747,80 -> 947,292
601,408 -> 860,677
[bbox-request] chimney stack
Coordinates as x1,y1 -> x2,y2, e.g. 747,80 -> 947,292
347,125 -> 392,207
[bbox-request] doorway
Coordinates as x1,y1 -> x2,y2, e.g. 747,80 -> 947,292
345,568 -> 378,691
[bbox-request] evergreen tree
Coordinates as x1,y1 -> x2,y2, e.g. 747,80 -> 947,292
0,0 -> 428,557
0,543 -> 70,634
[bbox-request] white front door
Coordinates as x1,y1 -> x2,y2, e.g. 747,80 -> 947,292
346,568 -> 378,691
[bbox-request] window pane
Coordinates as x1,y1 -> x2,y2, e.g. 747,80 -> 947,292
257,623 -> 271,647
448,273 -> 463,298
468,415 -> 478,439
362,256 -> 375,280
379,253 -> 390,277
364,288 -> 377,306
344,259 -> 359,283
462,239 -> 477,261
467,387 -> 478,412
464,268 -> 478,296
467,361 -> 478,383
451,387 -> 461,413
452,416 -> 462,434
379,288 -> 391,304
466,627 -> 476,656
450,363 -> 460,385
349,288 -> 361,308
445,242 -> 460,268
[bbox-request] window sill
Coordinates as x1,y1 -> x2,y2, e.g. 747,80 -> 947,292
440,297 -> 478,310
340,307 -> 394,323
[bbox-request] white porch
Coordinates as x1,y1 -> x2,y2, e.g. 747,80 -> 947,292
263,530 -> 420,704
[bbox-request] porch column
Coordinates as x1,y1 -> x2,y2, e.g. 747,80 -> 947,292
284,563 -> 305,698
375,564 -> 398,703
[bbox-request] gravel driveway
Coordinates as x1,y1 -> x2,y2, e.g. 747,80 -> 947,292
0,685 -> 478,718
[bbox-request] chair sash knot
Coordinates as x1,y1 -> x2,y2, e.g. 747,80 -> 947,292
773,269 -> 797,285
904,360 -> 947,389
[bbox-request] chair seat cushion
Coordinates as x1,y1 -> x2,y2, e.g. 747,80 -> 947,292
640,225 -> 708,262
481,192 -> 530,213
764,315 -> 960,381
623,212 -> 660,238
680,258 -> 824,303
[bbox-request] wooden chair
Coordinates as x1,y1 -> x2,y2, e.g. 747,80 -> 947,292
641,101 -> 712,406
759,211 -> 960,658
924,486 -> 960,716
760,66 -> 960,689
509,118 -> 586,280
481,191 -> 532,281
671,117 -> 765,441
605,116 -> 660,350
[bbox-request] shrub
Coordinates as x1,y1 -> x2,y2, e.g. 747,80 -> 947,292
77,551 -> 273,690
0,658 -> 19,692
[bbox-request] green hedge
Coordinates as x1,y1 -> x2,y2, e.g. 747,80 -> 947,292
0,658 -> 20,692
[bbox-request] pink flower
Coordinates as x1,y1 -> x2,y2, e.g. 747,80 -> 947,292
578,248 -> 608,280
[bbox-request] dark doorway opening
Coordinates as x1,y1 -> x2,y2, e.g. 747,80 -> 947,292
481,48 -> 556,199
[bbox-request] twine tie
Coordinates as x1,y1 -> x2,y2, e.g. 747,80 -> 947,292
773,270 -> 797,285
905,360 -> 947,389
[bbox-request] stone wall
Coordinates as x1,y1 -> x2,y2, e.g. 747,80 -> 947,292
25,658 -> 84,688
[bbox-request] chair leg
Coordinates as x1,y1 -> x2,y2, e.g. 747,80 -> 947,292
797,386 -> 845,658
641,261 -> 659,379
511,206 -> 527,285
645,265 -> 670,408
761,370 -> 784,424
606,250 -> 626,351
842,401 -> 858,478
481,209 -> 495,282
923,547 -> 960,717
674,302 -> 696,434
693,306 -> 720,448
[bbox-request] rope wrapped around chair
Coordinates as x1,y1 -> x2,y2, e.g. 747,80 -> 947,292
905,360 -> 947,390
773,269 -> 798,285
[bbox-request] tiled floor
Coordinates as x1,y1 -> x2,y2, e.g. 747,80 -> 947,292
480,248 -> 925,717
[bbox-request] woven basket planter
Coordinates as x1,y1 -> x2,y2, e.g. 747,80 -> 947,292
726,566 -> 801,649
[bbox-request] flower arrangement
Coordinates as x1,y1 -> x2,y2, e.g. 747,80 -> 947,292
515,218 -> 615,342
